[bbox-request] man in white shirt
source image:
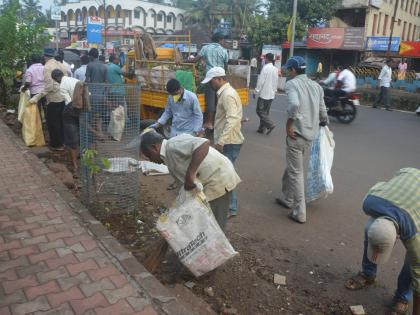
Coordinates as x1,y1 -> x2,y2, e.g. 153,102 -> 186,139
253,53 -> 278,135
331,66 -> 356,107
140,131 -> 241,231
74,55 -> 89,81
250,57 -> 258,74
52,69 -> 80,175
373,59 -> 393,111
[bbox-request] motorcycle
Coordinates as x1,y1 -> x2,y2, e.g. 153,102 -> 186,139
323,90 -> 359,124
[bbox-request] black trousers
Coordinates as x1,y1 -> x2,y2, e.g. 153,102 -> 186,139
46,101 -> 65,148
256,97 -> 274,130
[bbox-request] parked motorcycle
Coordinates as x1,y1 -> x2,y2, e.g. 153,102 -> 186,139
324,91 -> 359,124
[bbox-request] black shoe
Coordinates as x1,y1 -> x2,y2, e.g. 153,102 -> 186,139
266,125 -> 276,135
276,198 -> 291,209
257,128 -> 265,134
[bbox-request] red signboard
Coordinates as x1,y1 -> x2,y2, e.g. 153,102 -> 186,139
307,28 -> 344,49
399,41 -> 420,57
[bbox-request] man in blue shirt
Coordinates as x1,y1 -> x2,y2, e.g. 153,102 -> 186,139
152,79 -> 203,138
107,54 -> 126,106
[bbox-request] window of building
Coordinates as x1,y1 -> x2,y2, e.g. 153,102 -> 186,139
383,14 -> 389,35
408,22 -> 412,39
402,21 -> 407,39
401,0 -> 404,8
134,10 -> 140,19
413,25 -> 417,40
410,0 -> 414,13
62,14 -> 67,22
167,16 -> 172,23
116,10 -> 120,18
405,0 -> 409,11
415,2 -> 418,15
157,13 -> 163,22
377,13 -> 382,34
398,18 -> 402,26
372,14 -> 378,35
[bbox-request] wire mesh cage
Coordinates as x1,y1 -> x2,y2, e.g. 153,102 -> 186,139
80,83 -> 141,214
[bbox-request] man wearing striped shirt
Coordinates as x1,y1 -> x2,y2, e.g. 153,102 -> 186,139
346,168 -> 420,315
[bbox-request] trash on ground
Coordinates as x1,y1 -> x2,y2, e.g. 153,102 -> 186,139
349,305 -> 366,315
273,274 -> 287,286
140,160 -> 170,175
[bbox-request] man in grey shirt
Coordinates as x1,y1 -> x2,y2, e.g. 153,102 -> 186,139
276,56 -> 329,224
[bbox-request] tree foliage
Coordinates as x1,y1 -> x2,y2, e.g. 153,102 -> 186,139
247,0 -> 337,49
0,0 -> 49,104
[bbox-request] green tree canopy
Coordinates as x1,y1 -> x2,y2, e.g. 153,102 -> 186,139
0,0 -> 49,104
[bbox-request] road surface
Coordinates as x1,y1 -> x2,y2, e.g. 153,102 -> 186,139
231,95 -> 420,313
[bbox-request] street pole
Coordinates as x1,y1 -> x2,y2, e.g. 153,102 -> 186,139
387,0 -> 399,56
103,0 -> 107,55
55,19 -> 59,50
290,0 -> 298,57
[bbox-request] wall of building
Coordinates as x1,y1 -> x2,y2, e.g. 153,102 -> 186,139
59,0 -> 185,35
365,0 -> 420,40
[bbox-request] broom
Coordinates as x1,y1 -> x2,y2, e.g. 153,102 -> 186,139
143,238 -> 169,273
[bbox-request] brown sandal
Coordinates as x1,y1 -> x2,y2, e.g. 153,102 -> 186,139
390,298 -> 409,315
345,272 -> 376,290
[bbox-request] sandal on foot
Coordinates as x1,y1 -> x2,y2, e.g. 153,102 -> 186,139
390,298 -> 409,315
345,272 -> 375,290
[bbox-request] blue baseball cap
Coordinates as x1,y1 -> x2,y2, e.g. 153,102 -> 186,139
285,56 -> 306,70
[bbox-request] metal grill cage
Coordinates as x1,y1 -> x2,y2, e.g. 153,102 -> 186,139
80,83 -> 141,214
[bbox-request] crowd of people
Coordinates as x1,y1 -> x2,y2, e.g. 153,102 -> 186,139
18,37 -> 419,315
21,47 -> 129,175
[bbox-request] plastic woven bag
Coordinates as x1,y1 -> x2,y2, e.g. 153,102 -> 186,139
107,105 -> 125,141
18,90 -> 30,123
156,186 -> 238,277
305,126 -> 335,202
21,102 -> 45,147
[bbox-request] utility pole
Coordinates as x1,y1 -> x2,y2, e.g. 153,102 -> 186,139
290,0 -> 298,57
103,0 -> 107,53
387,0 -> 399,56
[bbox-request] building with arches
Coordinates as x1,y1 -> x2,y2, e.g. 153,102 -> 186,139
58,0 -> 185,42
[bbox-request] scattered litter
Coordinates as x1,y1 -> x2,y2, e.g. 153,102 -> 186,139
140,160 -> 169,176
220,307 -> 238,315
340,242 -> 346,246
6,109 -> 15,114
204,287 -> 214,297
309,271 -> 314,275
273,274 -> 287,286
184,281 -> 196,289
136,219 -> 144,224
105,157 -> 139,173
349,305 -> 366,315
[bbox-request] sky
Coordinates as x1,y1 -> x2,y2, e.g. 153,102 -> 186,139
40,0 -> 54,11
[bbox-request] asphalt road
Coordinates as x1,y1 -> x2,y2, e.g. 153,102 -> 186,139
231,95 -> 420,313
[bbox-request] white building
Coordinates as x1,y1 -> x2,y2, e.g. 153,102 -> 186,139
58,0 -> 185,39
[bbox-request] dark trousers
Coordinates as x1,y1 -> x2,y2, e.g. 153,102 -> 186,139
46,101 -> 65,148
256,97 -> 274,130
374,86 -> 390,109
331,89 -> 347,106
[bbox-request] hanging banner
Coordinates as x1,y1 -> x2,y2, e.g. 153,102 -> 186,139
307,28 -> 345,49
51,5 -> 61,21
87,16 -> 102,44
399,41 -> 420,57
307,28 -> 365,50
365,36 -> 400,51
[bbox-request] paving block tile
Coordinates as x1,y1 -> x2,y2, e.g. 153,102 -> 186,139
36,266 -> 69,284
10,245 -> 39,259
25,280 -> 61,300
47,286 -> 84,308
69,292 -> 109,315
94,299 -> 134,315
79,278 -> 115,297
57,272 -> 91,291
66,259 -> 98,276
10,296 -> 51,315
102,284 -> 138,304
2,274 -> 38,294
46,254 -> 78,270
29,249 -> 58,264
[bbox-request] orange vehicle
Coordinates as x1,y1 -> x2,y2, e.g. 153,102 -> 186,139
124,34 -> 249,123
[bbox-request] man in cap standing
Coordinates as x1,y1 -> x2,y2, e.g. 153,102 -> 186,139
190,32 -> 228,130
275,56 -> 328,224
201,67 -> 244,218
345,168 -> 420,315
30,48 -> 68,150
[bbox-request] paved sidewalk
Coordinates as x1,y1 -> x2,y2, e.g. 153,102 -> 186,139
0,122 -> 188,315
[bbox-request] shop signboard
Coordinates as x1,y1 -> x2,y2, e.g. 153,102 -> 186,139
262,44 -> 282,60
87,16 -> 102,44
51,5 -> 61,21
365,36 -> 400,51
399,41 -> 420,57
307,28 -> 364,49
